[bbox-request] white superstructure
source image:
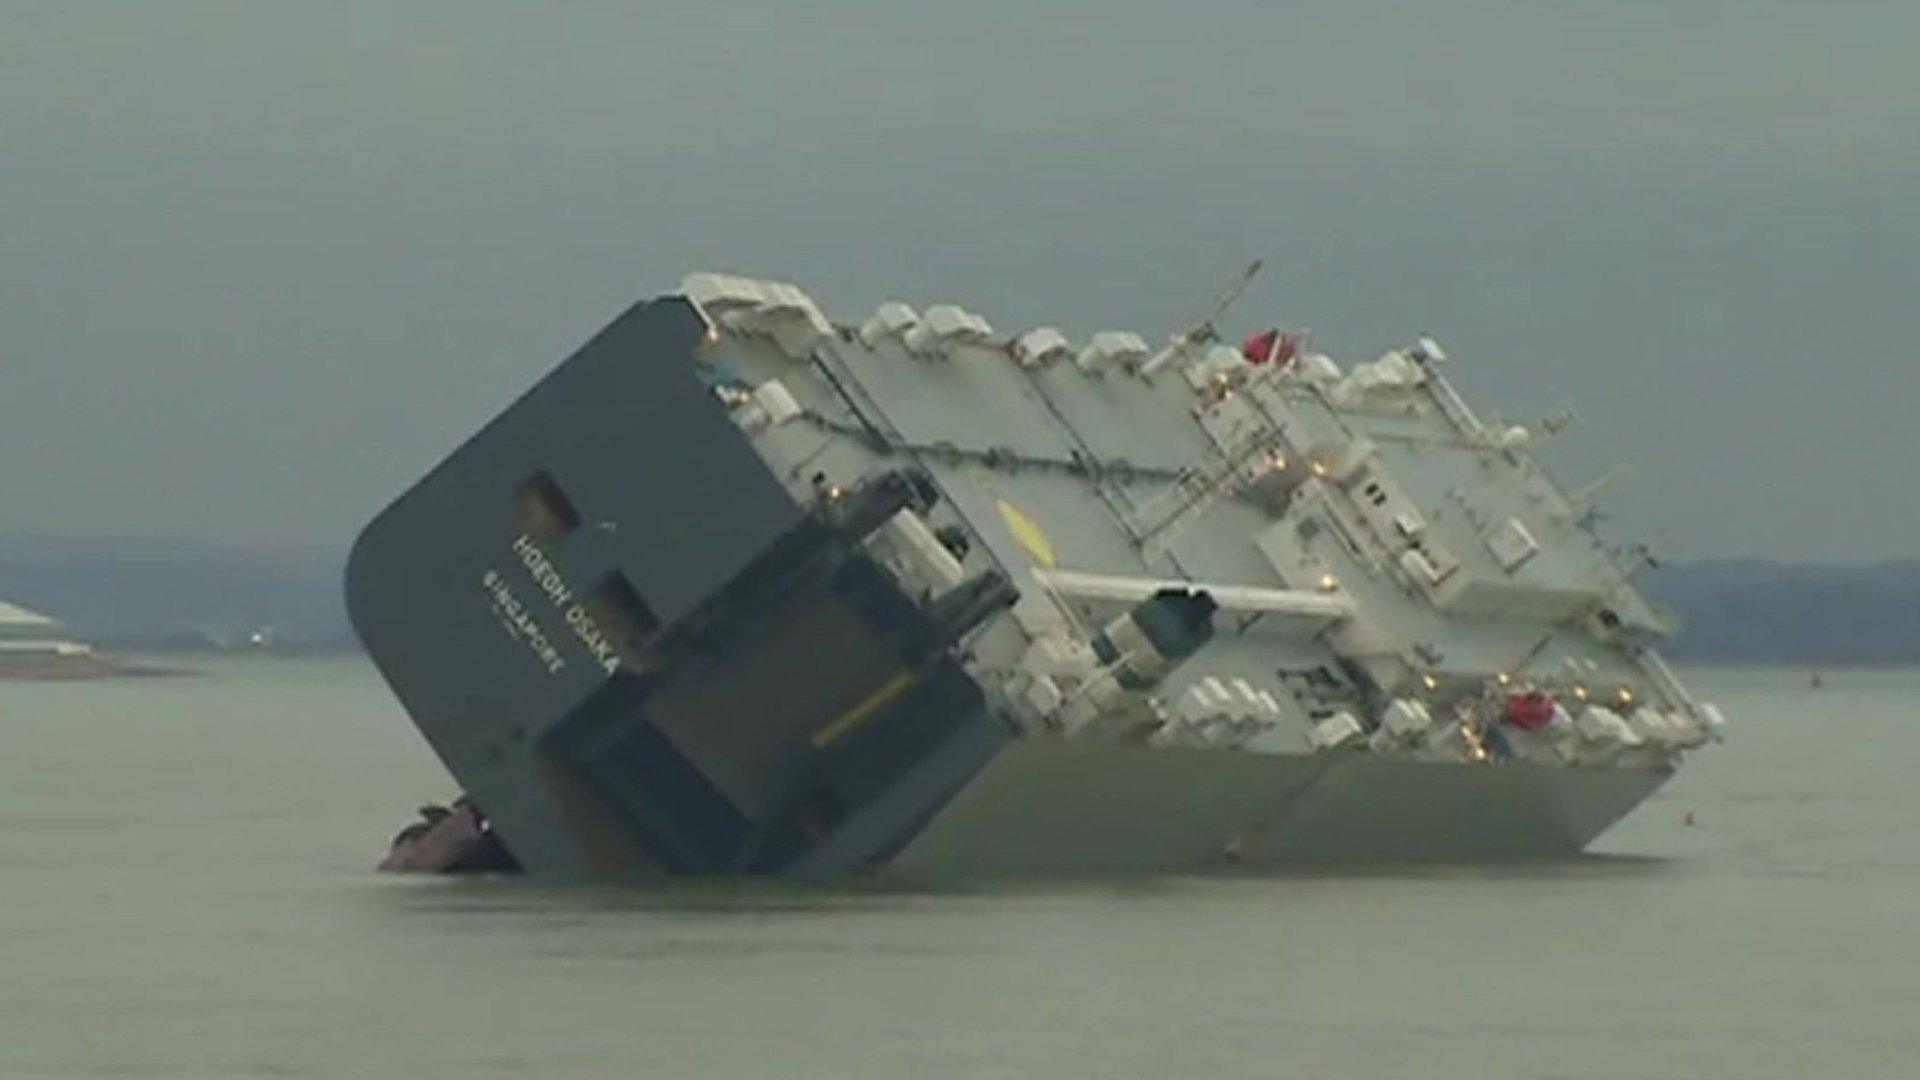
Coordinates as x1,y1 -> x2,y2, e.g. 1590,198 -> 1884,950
0,598 -> 115,678
675,269 -> 1723,867
0,599 -> 95,658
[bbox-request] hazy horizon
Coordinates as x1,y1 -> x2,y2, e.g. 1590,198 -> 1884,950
5,1 -> 1915,560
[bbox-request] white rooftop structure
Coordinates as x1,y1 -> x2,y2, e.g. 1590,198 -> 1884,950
0,598 -> 96,658
0,599 -> 59,632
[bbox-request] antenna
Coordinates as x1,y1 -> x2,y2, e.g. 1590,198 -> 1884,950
1566,463 -> 1632,514
1538,407 -> 1581,436
1137,259 -> 1265,378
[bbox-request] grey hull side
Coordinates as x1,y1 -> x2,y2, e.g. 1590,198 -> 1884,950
884,738 -> 1672,877
346,298 -> 1024,877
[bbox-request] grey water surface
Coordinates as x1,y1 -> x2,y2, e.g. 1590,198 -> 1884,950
3,658 -> 1914,1078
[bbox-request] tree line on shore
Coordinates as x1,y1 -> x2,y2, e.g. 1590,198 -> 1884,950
4,538 -> 1917,664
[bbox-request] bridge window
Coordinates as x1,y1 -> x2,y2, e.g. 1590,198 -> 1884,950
514,471 -> 581,545
583,571 -> 660,660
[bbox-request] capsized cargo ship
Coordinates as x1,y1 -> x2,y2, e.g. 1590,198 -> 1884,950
348,266 -> 1725,877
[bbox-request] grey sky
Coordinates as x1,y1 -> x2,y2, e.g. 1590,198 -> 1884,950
3,1 -> 1914,559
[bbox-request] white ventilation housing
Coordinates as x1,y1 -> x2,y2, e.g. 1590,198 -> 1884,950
1575,705 -> 1642,747
681,272 -> 831,359
1628,707 -> 1691,749
1294,352 -> 1342,384
679,271 -> 767,316
1012,326 -> 1072,368
1308,710 -> 1364,751
1333,351 -> 1427,404
1381,698 -> 1433,738
1168,677 -> 1230,726
870,509 -> 967,597
1377,351 -> 1425,385
1656,709 -> 1709,749
903,304 -> 994,357
1229,678 -> 1278,722
1254,688 -> 1284,719
1696,702 -> 1728,740
858,301 -> 921,348
1378,352 -> 1421,385
1398,548 -> 1444,585
1485,517 -> 1540,572
1182,345 -> 1246,390
751,282 -> 834,359
1022,674 -> 1065,717
1197,675 -> 1233,710
750,380 -> 802,426
1075,330 -> 1150,373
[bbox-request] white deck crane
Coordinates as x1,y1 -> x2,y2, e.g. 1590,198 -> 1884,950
1136,259 -> 1265,379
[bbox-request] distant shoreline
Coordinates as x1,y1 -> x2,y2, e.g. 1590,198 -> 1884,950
8,536 -> 1920,668
0,655 -> 203,681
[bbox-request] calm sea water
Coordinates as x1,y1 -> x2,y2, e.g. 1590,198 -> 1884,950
2,657 -> 1915,1079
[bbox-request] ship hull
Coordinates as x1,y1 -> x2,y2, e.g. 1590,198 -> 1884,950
346,291 -> 1694,879
883,738 -> 1671,877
